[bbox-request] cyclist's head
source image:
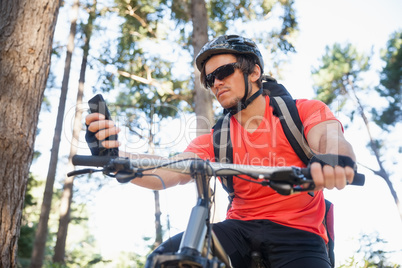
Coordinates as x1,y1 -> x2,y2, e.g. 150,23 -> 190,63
196,35 -> 264,114
197,35 -> 264,89
195,35 -> 264,73
200,53 -> 263,90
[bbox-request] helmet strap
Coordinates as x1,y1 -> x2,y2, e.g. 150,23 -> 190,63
241,72 -> 249,104
224,73 -> 263,115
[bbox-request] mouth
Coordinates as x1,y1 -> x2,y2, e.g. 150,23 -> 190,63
216,89 -> 229,99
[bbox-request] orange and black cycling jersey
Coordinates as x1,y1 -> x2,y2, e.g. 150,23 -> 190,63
185,96 -> 341,243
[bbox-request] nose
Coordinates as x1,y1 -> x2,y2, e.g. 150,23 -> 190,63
211,78 -> 224,95
213,77 -> 224,88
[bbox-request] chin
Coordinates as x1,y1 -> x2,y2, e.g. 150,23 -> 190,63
220,102 -> 233,109
221,98 -> 240,109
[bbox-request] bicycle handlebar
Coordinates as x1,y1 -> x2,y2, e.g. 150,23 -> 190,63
71,155 -> 303,175
72,155 -> 113,167
69,155 -> 365,192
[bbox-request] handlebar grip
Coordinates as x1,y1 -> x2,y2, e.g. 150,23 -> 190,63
301,168 -> 365,186
351,172 -> 365,186
72,155 -> 113,167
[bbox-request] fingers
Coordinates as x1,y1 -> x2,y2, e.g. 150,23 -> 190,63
95,125 -> 120,140
311,162 -> 324,190
333,166 -> 347,190
101,140 -> 121,149
96,124 -> 121,149
311,162 -> 351,191
86,112 -> 105,126
86,113 -> 117,133
345,166 -> 355,184
86,112 -> 121,147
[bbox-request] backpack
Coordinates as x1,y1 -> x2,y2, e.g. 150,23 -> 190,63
212,77 -> 335,267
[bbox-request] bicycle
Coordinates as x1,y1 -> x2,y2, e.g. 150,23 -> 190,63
68,155 -> 365,268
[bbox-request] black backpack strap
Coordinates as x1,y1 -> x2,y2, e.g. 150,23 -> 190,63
265,81 -> 314,165
212,113 -> 235,203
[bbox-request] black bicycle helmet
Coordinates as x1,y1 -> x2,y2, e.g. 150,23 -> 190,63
196,35 -> 264,115
195,35 -> 264,72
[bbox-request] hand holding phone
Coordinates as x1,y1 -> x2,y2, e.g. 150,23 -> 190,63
86,94 -> 119,157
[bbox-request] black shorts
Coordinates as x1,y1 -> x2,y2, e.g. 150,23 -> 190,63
149,219 -> 331,268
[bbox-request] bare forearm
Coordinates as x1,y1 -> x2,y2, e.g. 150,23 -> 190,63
119,151 -> 195,190
308,120 -> 356,160
318,127 -> 356,161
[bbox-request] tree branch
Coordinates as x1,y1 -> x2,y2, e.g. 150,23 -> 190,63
125,4 -> 157,38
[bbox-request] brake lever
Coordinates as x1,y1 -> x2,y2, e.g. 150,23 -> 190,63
115,170 -> 144,183
267,167 -> 315,195
269,167 -> 309,184
269,181 -> 294,195
67,168 -> 102,177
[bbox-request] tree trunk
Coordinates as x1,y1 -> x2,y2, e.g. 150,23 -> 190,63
189,0 -> 226,223
0,0 -> 60,267
30,1 -> 79,267
153,190 -> 163,248
191,0 -> 213,136
53,1 -> 96,263
147,120 -> 163,249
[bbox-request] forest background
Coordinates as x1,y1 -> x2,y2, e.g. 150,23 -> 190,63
3,0 -> 401,267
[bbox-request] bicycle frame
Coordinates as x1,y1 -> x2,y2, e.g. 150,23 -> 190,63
145,160 -> 232,267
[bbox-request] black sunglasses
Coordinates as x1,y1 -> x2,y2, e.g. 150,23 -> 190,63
204,62 -> 239,89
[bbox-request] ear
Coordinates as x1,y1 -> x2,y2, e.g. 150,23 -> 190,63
250,64 -> 261,83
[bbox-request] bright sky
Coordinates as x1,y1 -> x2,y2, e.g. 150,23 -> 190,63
30,0 -> 402,266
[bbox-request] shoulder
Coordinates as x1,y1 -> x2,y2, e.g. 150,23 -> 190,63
296,99 -> 335,121
296,98 -> 328,111
295,99 -> 342,135
184,131 -> 215,161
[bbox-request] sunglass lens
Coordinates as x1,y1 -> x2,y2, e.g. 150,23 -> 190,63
205,63 -> 236,88
215,64 -> 235,80
205,76 -> 214,88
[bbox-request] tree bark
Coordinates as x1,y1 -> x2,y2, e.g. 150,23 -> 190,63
30,1 -> 79,267
0,0 -> 60,267
191,0 -> 213,136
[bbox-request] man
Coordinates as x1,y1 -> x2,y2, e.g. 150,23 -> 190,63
86,35 -> 357,267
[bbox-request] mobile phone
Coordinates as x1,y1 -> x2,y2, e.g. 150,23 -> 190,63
88,94 -> 112,119
88,94 -> 118,156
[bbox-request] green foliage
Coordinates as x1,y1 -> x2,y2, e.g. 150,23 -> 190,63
88,251 -> 146,268
171,0 -> 190,23
17,225 -> 37,267
16,173 -> 105,267
277,2 -> 300,49
95,0 -> 194,150
114,0 -> 167,39
97,0 -> 300,112
17,174 -> 42,266
17,174 -> 59,267
373,30 -> 402,130
207,0 -> 298,57
206,0 -> 296,37
312,43 -> 370,107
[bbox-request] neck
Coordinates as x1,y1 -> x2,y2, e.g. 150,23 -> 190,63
233,94 -> 266,131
